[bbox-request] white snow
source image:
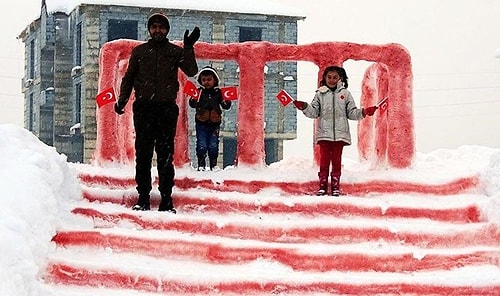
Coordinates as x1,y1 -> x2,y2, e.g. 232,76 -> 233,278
1,123 -> 499,295
43,0 -> 304,18
5,2 -> 499,293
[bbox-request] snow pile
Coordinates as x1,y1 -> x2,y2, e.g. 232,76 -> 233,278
0,124 -> 80,296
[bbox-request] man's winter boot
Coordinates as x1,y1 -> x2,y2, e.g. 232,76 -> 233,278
197,156 -> 206,171
331,172 -> 341,197
317,172 -> 328,196
209,158 -> 218,171
158,194 -> 176,214
132,195 -> 150,211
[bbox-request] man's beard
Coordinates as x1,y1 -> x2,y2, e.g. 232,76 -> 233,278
151,32 -> 166,41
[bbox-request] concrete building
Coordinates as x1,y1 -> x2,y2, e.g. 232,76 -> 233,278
18,0 -> 304,165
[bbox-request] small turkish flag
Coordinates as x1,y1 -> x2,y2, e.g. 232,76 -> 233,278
183,80 -> 200,100
220,86 -> 238,100
276,89 -> 293,106
377,97 -> 389,114
95,87 -> 116,108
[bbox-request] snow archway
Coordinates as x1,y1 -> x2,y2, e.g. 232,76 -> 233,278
93,41 -> 414,169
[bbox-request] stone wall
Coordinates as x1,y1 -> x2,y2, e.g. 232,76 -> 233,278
20,4 -> 300,165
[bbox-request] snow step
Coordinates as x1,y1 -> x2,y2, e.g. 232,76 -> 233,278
70,206 -> 500,248
61,166 -> 497,294
52,229 -> 500,273
81,187 -> 485,223
77,172 -> 480,196
44,251 -> 500,295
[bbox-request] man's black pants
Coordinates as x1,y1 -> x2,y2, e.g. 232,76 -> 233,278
133,100 -> 179,199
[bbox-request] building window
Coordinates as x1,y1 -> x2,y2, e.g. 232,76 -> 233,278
108,19 -> 138,41
76,23 -> 82,65
74,83 -> 81,124
28,93 -> 34,131
223,138 -> 237,168
265,139 -> 278,165
29,40 -> 35,79
239,27 -> 262,42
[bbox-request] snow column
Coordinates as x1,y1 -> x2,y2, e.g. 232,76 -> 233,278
93,40 -> 191,167
379,44 -> 414,168
358,63 -> 389,167
174,74 -> 191,167
236,42 -> 266,167
93,40 -> 139,166
194,41 -> 267,167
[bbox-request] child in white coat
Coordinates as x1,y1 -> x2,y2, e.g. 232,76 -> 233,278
293,66 -> 377,196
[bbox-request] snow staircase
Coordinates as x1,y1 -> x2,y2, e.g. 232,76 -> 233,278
43,166 -> 500,295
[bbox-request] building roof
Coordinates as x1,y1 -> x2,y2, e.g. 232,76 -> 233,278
45,0 -> 306,18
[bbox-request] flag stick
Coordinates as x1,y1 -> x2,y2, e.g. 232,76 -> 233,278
376,97 -> 388,108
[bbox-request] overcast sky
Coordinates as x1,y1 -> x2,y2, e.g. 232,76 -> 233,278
1,0 -> 500,159
277,0 -> 500,157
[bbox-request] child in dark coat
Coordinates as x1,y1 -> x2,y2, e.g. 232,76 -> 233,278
189,66 -> 231,170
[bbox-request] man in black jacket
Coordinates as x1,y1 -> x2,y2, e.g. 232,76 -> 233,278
114,12 -> 200,213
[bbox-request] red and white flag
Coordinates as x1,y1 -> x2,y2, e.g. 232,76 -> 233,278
377,97 -> 389,114
95,87 -> 116,108
276,89 -> 293,106
183,80 -> 200,100
220,86 -> 238,100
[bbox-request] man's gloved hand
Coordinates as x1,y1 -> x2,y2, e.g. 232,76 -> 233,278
114,102 -> 125,115
183,27 -> 200,48
293,100 -> 307,110
363,106 -> 378,116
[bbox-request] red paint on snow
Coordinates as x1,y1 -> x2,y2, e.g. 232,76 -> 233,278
359,63 -> 391,166
45,262 -> 500,295
80,189 -> 483,224
47,165 -> 499,294
172,194 -> 483,223
93,40 -> 137,166
94,40 -> 414,169
70,207 -> 499,248
52,230 -> 499,273
78,173 -> 136,188
174,75 -> 192,166
173,175 -> 480,196
77,171 -> 480,197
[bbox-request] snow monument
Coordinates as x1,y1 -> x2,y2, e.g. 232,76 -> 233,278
93,40 -> 414,169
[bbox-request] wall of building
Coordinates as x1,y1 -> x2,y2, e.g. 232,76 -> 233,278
20,4 -> 301,166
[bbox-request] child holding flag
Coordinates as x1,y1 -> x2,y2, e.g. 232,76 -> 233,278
188,66 -> 232,170
293,66 -> 377,196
